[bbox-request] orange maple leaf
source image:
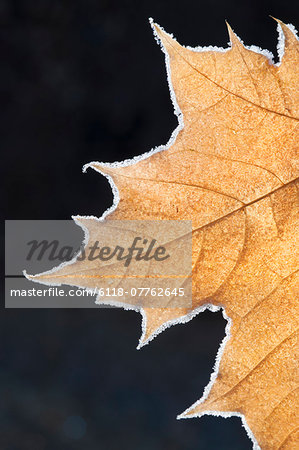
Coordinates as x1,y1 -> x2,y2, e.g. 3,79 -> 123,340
29,19 -> 298,449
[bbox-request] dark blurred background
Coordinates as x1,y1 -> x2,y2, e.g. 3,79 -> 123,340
1,1 -> 297,449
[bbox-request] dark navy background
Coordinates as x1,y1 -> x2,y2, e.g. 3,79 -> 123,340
2,1 -> 297,449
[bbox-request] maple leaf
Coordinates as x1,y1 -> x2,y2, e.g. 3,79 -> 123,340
28,19 -> 299,449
